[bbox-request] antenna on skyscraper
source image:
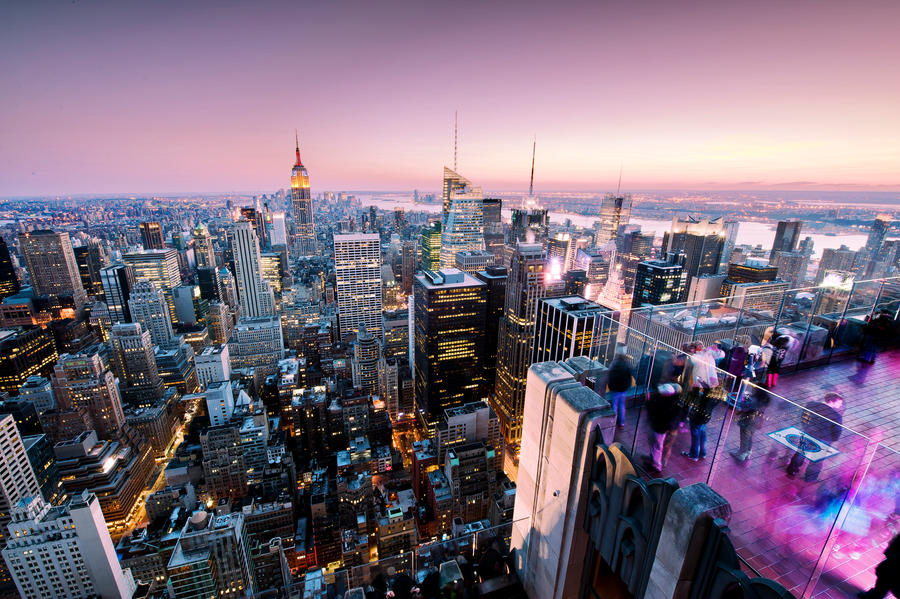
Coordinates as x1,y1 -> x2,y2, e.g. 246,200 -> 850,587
616,163 -> 623,196
453,111 -> 458,171
295,129 -> 301,167
529,136 -> 536,197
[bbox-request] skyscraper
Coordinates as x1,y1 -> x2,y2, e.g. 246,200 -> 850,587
139,221 -> 165,250
99,264 -> 135,324
108,322 -> 165,408
229,220 -> 275,318
474,265 -> 507,387
508,208 -> 549,246
291,135 -> 316,255
18,230 -> 87,308
770,221 -> 802,261
127,281 -> 175,346
333,233 -> 383,339
3,493 -> 137,599
439,167 -> 484,269
662,216 -> 726,283
418,221 -> 441,271
770,250 -> 810,288
401,240 -> 417,294
51,348 -> 127,441
352,324 -> 380,396
192,223 -> 216,269
616,229 -> 655,293
493,243 -> 554,467
270,211 -> 288,248
122,248 -> 181,291
413,269 -> 488,425
815,245 -> 859,285
632,255 -> 688,308
0,414 -> 43,587
532,296 -> 614,364
0,237 -> 20,300
594,194 -> 633,245
73,242 -> 109,300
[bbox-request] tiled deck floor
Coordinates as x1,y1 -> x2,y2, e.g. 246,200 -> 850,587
602,348 -> 900,598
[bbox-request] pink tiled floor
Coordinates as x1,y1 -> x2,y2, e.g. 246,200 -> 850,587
606,348 -> 900,598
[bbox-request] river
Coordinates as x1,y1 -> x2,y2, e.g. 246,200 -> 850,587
359,196 -> 869,259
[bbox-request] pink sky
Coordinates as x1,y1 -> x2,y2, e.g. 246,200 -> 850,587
1,0 -> 899,196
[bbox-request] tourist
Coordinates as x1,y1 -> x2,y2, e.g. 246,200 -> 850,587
605,345 -> 633,429
786,392 -> 843,482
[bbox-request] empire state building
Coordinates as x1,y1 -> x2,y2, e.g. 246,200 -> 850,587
291,134 -> 316,255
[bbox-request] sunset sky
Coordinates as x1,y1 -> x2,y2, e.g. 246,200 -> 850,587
2,0 -> 899,196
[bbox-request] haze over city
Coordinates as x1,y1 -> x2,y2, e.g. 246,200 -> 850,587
2,0 -> 900,196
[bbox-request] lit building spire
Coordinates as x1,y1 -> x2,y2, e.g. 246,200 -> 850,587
295,129 -> 302,167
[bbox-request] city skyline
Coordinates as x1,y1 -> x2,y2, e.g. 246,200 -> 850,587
2,1 -> 900,196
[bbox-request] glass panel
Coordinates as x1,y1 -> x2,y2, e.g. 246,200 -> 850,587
807,443 -> 900,597
706,382 -> 871,597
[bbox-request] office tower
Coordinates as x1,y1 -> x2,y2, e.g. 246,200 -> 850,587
493,243 -> 554,461
444,442 -> 497,523
413,269 -> 488,425
218,267 -> 239,309
139,221 -> 165,250
574,246 -> 614,296
204,380 -> 235,427
0,414 -> 43,588
99,264 -> 135,323
434,401 -> 501,468
53,431 -> 154,538
167,510 -> 255,598
382,308 -> 411,361
3,493 -> 138,599
454,249 -> 497,274
229,220 -> 275,318
632,255 -> 688,308
108,322 -> 165,408
193,223 -> 217,268
241,203 -> 268,248
769,220 -> 803,261
291,136 -> 316,255
18,376 -> 56,414
259,252 -> 283,296
0,237 -> 19,300
378,355 -> 413,422
128,281 -> 175,346
508,208 -> 549,245
206,301 -> 233,345
616,229 -> 655,293
333,233 -> 383,339
51,348 -> 126,441
0,327 -> 58,395
684,273 -> 726,303
594,194 -> 633,245
662,216 -> 726,282
200,427 -> 249,500
418,221 -> 442,271
864,214 -> 892,255
228,316 -> 284,375
18,229 -> 87,308
512,360 -> 607,599
720,220 -> 740,267
22,434 -> 64,505
73,242 -> 109,300
770,250 -> 810,288
351,324 -> 380,395
270,211 -> 288,249
440,167 -> 485,269
532,296 -> 614,364
724,280 -> 790,312
482,197 -> 502,229
122,248 -> 181,291
173,284 -> 203,325
195,345 -> 231,390
474,265 -> 507,387
724,260 -> 779,285
0,397 -> 41,438
548,233 -> 576,273
401,240 -> 417,294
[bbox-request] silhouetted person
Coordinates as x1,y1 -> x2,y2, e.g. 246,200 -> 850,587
786,392 -> 843,482
858,533 -> 900,599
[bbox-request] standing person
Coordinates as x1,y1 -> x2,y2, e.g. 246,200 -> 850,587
786,392 -> 844,482
726,336 -> 750,392
766,335 -> 789,388
857,533 -> 900,599
606,345 -> 633,430
860,310 -> 893,364
731,386 -> 770,463
643,382 -> 682,474
680,344 -> 719,461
